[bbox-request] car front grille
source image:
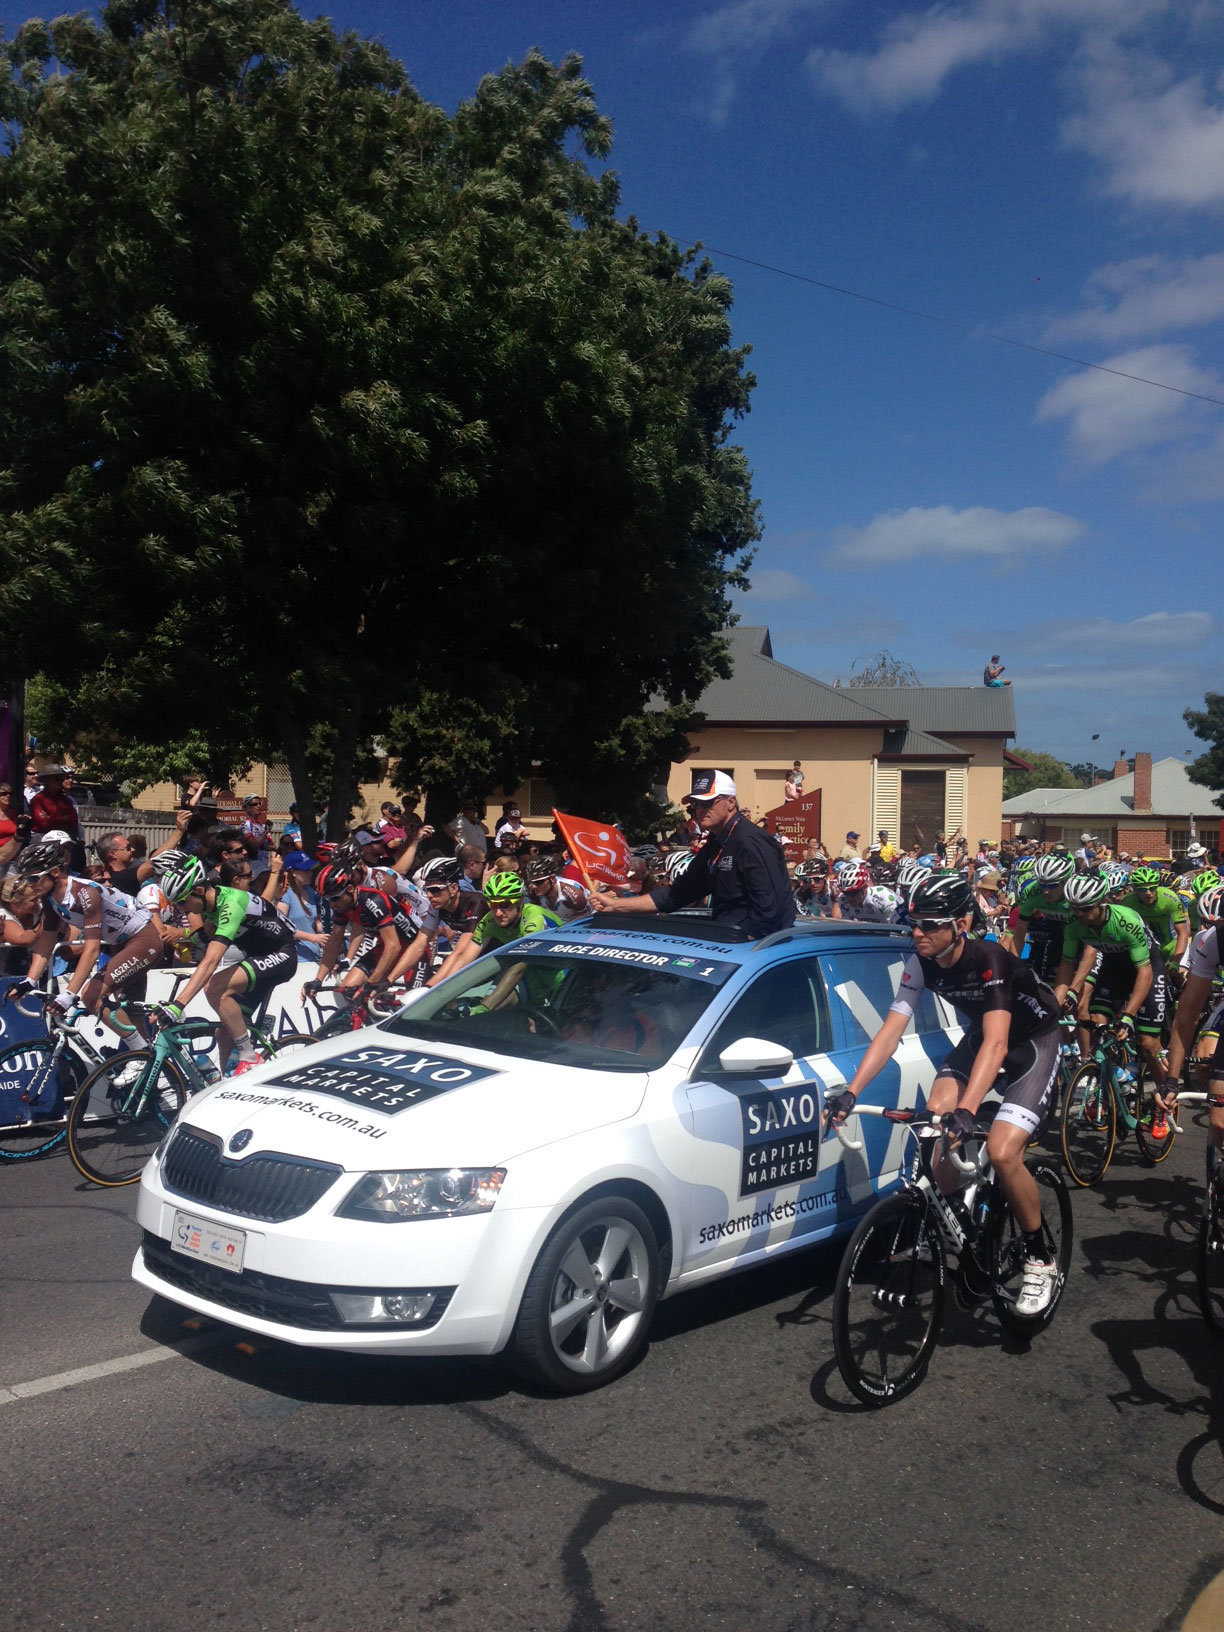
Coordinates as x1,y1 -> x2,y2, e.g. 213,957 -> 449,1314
140,1232 -> 455,1332
161,1125 -> 342,1223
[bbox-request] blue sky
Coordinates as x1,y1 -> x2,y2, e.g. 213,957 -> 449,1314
5,1 -> 1222,768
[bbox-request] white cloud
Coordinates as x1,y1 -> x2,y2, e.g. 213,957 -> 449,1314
1015,611 -> 1214,652
829,504 -> 1084,564
1043,253 -> 1224,345
1063,51 -> 1224,209
684,0 -> 827,122
1034,344 -> 1224,463
736,567 -> 814,601
1014,661 -> 1196,695
806,0 -> 1156,115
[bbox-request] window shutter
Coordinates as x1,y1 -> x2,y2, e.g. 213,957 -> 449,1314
944,767 -> 967,838
872,764 -> 901,844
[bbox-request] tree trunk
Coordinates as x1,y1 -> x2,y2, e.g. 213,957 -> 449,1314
327,709 -> 360,842
277,707 -> 316,850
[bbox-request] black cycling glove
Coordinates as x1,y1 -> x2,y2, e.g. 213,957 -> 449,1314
941,1108 -> 976,1143
825,1090 -> 857,1123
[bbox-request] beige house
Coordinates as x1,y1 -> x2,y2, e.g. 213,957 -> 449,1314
130,625 -> 1016,847
661,627 -> 1016,851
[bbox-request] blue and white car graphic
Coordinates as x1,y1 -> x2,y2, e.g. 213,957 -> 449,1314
133,913 -> 962,1392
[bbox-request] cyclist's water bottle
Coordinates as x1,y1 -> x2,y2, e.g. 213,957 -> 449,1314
1115,1060 -> 1136,1089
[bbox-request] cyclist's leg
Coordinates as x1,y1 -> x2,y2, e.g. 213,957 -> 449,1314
87,925 -> 164,1040
926,1037 -> 972,1196
1201,1008 -> 1224,1151
1134,964 -> 1172,1100
205,950 -> 255,1070
987,1033 -> 1060,1236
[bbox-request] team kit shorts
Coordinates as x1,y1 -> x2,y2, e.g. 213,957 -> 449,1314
217,941 -> 297,1012
1084,950 -> 1167,1035
937,1028 -> 1062,1138
94,922 -> 168,1001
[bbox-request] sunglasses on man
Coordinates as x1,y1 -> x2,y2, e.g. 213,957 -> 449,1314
911,917 -> 957,933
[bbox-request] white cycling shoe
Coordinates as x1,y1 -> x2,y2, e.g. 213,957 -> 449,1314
1016,1257 -> 1057,1317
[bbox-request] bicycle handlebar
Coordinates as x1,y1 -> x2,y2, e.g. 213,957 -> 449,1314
828,1102 -> 988,1174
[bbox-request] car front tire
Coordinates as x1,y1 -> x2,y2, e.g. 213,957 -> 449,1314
508,1195 -> 660,1394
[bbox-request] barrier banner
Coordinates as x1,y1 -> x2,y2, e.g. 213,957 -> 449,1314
0,977 -> 51,1128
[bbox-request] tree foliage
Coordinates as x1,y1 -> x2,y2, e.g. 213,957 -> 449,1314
834,651 -> 921,688
0,3 -> 758,841
1185,693 -> 1224,812
1002,749 -> 1081,801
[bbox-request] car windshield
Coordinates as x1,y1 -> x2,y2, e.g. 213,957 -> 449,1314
381,951 -> 721,1070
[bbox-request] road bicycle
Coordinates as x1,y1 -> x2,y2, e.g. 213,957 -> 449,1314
300,980 -> 405,1040
1060,1022 -> 1175,1187
66,998 -> 314,1188
0,988 -> 110,1162
829,1105 -> 1072,1406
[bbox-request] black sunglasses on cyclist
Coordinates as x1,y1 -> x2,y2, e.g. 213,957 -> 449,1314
911,917 -> 956,933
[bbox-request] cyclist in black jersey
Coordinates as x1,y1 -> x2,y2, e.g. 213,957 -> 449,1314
826,872 -> 1063,1316
307,861 -> 418,1003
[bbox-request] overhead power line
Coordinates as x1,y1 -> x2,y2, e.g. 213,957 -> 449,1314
675,239 -> 1224,409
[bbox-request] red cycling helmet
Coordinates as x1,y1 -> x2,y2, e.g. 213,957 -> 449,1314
839,860 -> 872,893
317,861 -> 359,899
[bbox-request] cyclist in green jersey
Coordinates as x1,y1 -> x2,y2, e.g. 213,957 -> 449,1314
172,855 -> 296,1073
1054,873 -> 1172,1101
1011,852 -> 1076,984
429,871 -> 561,1008
1123,865 -> 1189,966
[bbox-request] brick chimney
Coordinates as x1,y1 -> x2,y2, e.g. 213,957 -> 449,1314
1134,752 -> 1152,813
1112,758 -> 1129,780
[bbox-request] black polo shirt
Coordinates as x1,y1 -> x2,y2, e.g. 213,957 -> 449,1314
649,812 -> 795,938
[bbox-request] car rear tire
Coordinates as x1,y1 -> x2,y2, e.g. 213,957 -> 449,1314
508,1196 -> 660,1394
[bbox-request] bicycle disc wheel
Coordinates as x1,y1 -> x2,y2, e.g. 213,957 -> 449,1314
0,1038 -> 81,1159
66,1050 -> 187,1187
832,1192 -> 945,1407
1133,1061 -> 1177,1165
1060,1060 -> 1116,1187
1198,1162 -> 1224,1337
989,1159 -> 1073,1337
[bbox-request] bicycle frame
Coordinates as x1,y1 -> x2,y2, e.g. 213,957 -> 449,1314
835,1106 -> 987,1259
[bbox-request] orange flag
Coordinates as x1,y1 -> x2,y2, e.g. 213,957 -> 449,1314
552,810 -> 631,891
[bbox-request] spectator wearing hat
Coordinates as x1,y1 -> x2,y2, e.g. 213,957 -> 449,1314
377,801 -> 406,847
29,765 -> 80,843
840,831 -> 862,861
282,803 -> 302,847
278,850 -> 326,963
1075,832 -> 1098,871
589,771 -> 794,938
494,801 -> 527,851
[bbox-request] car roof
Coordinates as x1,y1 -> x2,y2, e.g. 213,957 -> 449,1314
536,911 -> 913,962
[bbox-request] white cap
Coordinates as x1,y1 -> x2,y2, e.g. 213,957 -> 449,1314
41,829 -> 73,844
1186,843 -> 1207,859
687,769 -> 737,802
1081,832 -> 1095,842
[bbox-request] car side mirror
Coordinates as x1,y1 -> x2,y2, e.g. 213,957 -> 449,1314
717,1037 -> 795,1075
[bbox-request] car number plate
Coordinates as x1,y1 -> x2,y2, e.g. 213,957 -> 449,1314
171,1211 -> 246,1275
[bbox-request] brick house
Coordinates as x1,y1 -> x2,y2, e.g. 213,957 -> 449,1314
1001,753 -> 1223,859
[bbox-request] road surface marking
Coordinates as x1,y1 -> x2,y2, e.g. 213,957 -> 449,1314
0,1337 -> 212,1405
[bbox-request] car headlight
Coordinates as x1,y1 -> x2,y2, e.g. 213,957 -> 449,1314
337,1167 -> 506,1222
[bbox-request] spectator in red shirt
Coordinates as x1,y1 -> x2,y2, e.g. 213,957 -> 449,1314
0,781 -> 26,872
28,765 -> 81,842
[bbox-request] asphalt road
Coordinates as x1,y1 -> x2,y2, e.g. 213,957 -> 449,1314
4,1122 -> 1224,1632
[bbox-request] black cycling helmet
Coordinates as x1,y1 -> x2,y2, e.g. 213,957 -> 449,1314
17,840 -> 69,875
908,873 -> 974,920
417,855 -> 461,886
524,856 -> 558,884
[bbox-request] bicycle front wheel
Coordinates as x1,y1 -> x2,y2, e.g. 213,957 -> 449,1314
66,1050 -> 187,1187
0,1038 -> 81,1160
1133,1062 -> 1177,1165
832,1192 -> 945,1407
989,1159 -> 1073,1337
1199,1156 -> 1224,1337
1060,1060 -> 1116,1187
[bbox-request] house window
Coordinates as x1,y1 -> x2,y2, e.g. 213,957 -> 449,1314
1170,829 -> 1204,856
900,770 -> 945,853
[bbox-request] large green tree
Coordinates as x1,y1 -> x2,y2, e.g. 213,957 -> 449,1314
0,2 -> 757,840
1186,693 -> 1224,811
1002,749 -> 1081,801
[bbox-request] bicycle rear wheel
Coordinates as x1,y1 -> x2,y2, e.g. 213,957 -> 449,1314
1133,1061 -> 1177,1164
1060,1060 -> 1116,1187
989,1159 -> 1072,1337
1199,1152 -> 1224,1337
0,1038 -> 81,1159
66,1050 -> 186,1187
832,1191 -> 945,1407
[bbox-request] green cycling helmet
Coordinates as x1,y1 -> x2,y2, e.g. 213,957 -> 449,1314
160,855 -> 206,902
1191,868 -> 1221,897
483,871 -> 525,902
1130,865 -> 1161,890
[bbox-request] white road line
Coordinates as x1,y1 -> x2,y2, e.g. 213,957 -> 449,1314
0,1337 -> 211,1405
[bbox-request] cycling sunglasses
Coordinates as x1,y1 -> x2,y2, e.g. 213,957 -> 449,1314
423,884 -> 450,896
911,917 -> 957,932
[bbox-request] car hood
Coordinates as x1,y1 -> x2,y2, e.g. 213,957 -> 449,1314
174,1024 -> 649,1169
